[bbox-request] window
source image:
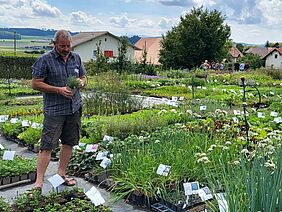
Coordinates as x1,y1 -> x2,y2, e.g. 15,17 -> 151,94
105,38 -> 107,42
93,50 -> 97,58
275,54 -> 278,59
104,50 -> 113,58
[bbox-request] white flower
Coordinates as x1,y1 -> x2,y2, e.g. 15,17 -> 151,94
225,141 -> 231,145
210,144 -> 217,148
200,153 -> 207,157
195,153 -> 202,157
233,161 -> 240,165
223,146 -> 229,150
241,149 -> 249,154
155,140 -> 160,143
197,156 -> 210,164
171,109 -> 177,113
186,110 -> 193,115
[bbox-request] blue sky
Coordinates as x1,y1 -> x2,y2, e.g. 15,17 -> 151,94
0,0 -> 281,44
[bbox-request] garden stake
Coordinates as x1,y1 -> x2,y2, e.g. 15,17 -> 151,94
241,77 -> 249,146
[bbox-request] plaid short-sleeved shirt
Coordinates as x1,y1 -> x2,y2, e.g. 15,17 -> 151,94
32,49 -> 86,116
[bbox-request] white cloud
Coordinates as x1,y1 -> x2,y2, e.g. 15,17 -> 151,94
109,14 -> 136,28
31,0 -> 62,17
257,0 -> 282,26
70,11 -> 103,26
158,17 -> 177,29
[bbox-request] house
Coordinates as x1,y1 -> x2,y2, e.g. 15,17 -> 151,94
72,31 -> 139,62
262,48 -> 282,69
229,46 -> 243,62
134,37 -> 162,65
245,47 -> 282,68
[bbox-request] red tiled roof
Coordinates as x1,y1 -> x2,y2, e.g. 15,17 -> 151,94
229,46 -> 243,58
134,37 -> 162,65
262,48 -> 282,59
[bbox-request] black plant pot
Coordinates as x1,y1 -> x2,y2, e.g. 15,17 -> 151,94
2,176 -> 11,185
20,173 -> 28,181
11,176 -> 20,183
28,171 -> 36,182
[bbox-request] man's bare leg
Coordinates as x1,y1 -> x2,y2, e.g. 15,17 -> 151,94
34,150 -> 52,188
57,144 -> 73,177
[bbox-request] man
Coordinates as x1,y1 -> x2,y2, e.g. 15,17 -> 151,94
31,29 -> 86,191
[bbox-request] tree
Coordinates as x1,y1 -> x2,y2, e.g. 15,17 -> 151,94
239,54 -> 263,70
159,7 -> 230,69
115,36 -> 129,73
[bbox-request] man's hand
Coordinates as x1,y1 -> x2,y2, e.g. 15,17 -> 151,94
57,87 -> 74,99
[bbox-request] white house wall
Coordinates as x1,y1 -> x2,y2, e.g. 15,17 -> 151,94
73,34 -> 135,62
265,51 -> 282,69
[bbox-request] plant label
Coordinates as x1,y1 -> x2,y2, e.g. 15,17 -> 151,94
200,106 -> 207,111
3,150 -> 15,160
31,122 -> 42,129
257,112 -> 265,118
274,117 -> 282,123
21,120 -> 30,127
196,86 -> 201,89
85,144 -> 99,152
202,86 -> 207,90
198,187 -> 213,201
222,89 -> 226,92
232,117 -> 239,123
96,151 -> 109,160
100,158 -> 111,169
179,96 -> 184,101
183,182 -> 200,195
47,174 -> 65,188
270,91 -> 274,95
79,142 -> 86,146
73,145 -> 80,150
85,186 -> 105,206
212,88 -> 216,91
0,115 -> 8,123
10,118 -> 19,124
233,110 -> 241,115
156,164 -> 171,176
171,96 -> 177,101
0,143 -> 4,150
103,135 -> 113,143
270,111 -> 278,117
215,193 -> 228,212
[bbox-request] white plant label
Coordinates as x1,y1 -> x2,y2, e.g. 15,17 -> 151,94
85,186 -> 105,206
100,158 -> 111,169
3,150 -> 15,160
215,193 -> 228,212
198,187 -> 213,201
212,88 -> 216,91
222,89 -> 226,92
270,111 -> 278,117
196,86 -> 201,89
233,110 -> 241,115
31,122 -> 42,129
274,117 -> 282,123
73,145 -> 80,150
79,142 -> 86,146
156,164 -> 171,176
257,112 -> 265,118
96,151 -> 109,160
85,144 -> 99,153
47,174 -> 65,188
200,106 -> 207,111
10,118 -> 19,124
183,182 -> 200,196
232,117 -> 239,123
103,135 -> 114,143
179,96 -> 184,101
171,96 -> 177,101
202,87 -> 207,90
270,91 -> 274,95
21,120 -> 30,127
0,115 -> 8,123
0,143 -> 4,150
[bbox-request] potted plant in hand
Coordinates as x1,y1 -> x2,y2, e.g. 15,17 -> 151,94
66,76 -> 80,95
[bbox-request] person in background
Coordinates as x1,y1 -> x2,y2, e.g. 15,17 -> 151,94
30,29 -> 86,193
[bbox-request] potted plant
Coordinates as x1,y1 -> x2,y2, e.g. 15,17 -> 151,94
66,76 -> 80,95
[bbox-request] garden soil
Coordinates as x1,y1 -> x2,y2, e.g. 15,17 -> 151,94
0,136 -> 148,212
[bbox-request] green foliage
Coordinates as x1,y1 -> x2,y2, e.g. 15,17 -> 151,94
112,36 -> 130,73
17,127 -> 41,145
159,7 -> 230,69
0,122 -> 22,138
66,76 -> 80,89
0,56 -> 37,79
239,54 -> 263,69
0,197 -> 12,212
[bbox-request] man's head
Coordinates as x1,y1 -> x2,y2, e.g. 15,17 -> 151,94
53,30 -> 72,57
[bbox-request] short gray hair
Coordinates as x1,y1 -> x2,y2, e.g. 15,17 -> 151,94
53,30 -> 72,42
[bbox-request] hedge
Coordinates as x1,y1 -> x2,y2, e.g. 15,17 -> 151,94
0,56 -> 37,79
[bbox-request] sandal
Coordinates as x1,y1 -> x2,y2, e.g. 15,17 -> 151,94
26,187 -> 42,198
61,175 -> 77,186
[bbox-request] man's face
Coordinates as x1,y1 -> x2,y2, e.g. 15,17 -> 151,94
54,37 -> 71,57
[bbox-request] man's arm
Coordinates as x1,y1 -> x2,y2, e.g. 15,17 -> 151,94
32,78 -> 73,98
79,75 -> 87,88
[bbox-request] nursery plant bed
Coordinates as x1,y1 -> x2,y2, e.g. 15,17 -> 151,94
0,172 -> 36,190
